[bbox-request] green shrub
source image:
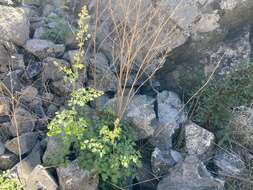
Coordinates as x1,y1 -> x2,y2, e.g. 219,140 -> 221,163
42,15 -> 72,44
184,61 -> 253,145
0,172 -> 22,190
47,5 -> 141,189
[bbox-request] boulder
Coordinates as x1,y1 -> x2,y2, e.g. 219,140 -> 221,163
20,86 -> 38,104
57,160 -> 98,190
10,107 -> 35,137
214,151 -> 246,177
42,136 -> 68,166
26,165 -> 58,190
5,132 -> 38,155
12,143 -> 42,184
25,62 -> 43,79
151,147 -> 183,176
105,95 -> 156,139
1,71 -> 23,93
0,122 -> 12,142
157,156 -> 224,190
42,57 -> 69,82
0,5 -> 30,45
25,39 -> 65,59
185,122 -> 215,157
151,91 -> 186,150
88,52 -> 117,92
0,152 -> 18,170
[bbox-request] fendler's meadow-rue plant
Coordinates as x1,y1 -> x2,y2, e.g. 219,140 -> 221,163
47,5 -> 141,189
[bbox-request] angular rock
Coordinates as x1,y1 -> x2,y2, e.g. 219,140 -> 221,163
151,147 -> 183,176
88,52 -> 117,92
20,86 -> 38,103
25,39 -> 65,59
26,165 -> 58,190
0,152 -> 18,170
42,57 -> 69,82
0,96 -> 10,116
33,27 -> 46,39
185,122 -> 215,157
151,91 -> 186,150
1,71 -> 23,93
5,132 -> 38,155
0,5 -> 30,45
10,107 -> 35,136
25,62 -> 43,79
57,160 -> 98,190
214,151 -> 246,177
157,156 -> 224,190
0,122 -> 12,142
43,136 -> 68,166
12,143 -> 42,184
105,95 -> 156,139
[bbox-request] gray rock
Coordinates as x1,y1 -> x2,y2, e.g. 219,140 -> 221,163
10,107 -> 35,137
151,147 -> 183,176
12,143 -> 42,184
26,165 -> 58,190
0,44 -> 10,73
0,122 -> 12,142
42,57 -> 69,82
0,0 -> 14,5
214,151 -> 246,177
88,52 -> 117,92
105,95 -> 156,139
25,39 -> 65,59
33,26 -> 46,39
5,132 -> 38,155
0,140 -> 5,155
25,62 -> 43,79
20,86 -> 38,104
0,96 -> 10,116
1,71 -> 23,93
57,160 -> 98,190
11,54 -> 25,71
0,5 -> 30,45
43,136 -> 68,166
151,91 -> 186,150
157,156 -> 224,190
185,122 -> 215,157
0,152 -> 18,170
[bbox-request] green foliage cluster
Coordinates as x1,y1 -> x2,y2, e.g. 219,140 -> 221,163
0,172 -> 22,190
47,5 -> 141,189
48,88 -> 141,188
179,62 -> 253,145
42,15 -> 72,44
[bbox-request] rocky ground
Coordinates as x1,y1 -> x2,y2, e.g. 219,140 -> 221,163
0,0 -> 253,190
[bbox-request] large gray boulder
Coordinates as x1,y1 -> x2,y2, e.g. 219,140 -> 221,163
5,132 -> 38,155
25,39 -> 65,59
157,156 -> 224,190
151,91 -> 186,150
11,143 -> 42,184
42,136 -> 68,166
26,165 -> 58,190
0,5 -> 30,46
105,95 -> 156,139
57,160 -> 98,190
214,151 -> 246,177
10,107 -> 35,137
0,153 -> 18,170
185,122 -> 215,158
151,147 -> 183,176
